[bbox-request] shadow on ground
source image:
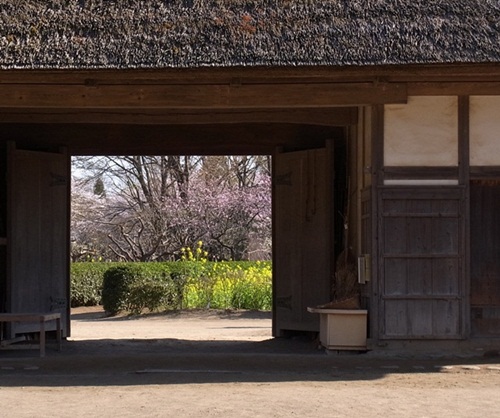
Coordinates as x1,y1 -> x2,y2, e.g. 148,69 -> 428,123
1,335 -> 499,389
1,308 -> 499,388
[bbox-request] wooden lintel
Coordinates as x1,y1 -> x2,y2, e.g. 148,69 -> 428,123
383,166 -> 459,180
0,82 -> 406,109
408,82 -> 500,96
0,107 -> 358,126
0,123 -> 343,156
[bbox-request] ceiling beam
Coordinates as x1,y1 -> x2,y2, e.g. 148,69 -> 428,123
0,82 -> 406,109
0,123 -> 344,156
0,107 -> 358,126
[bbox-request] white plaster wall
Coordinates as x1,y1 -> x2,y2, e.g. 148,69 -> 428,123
470,96 -> 500,166
384,96 -> 458,166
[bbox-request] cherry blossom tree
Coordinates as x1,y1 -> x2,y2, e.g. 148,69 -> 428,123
71,155 -> 271,262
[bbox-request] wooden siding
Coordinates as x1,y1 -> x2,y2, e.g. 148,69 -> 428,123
378,188 -> 466,339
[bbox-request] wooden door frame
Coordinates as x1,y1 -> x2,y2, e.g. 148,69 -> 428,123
371,96 -> 472,341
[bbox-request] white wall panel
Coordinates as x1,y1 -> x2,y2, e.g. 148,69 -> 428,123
384,96 -> 458,166
470,96 -> 500,166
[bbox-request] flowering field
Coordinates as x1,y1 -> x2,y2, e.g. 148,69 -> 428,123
182,260 -> 272,310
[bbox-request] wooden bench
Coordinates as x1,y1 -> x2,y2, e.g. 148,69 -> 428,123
0,313 -> 62,357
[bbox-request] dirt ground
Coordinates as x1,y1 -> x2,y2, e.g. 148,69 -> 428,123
1,307 -> 500,418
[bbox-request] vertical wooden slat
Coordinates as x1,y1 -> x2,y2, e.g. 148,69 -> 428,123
384,300 -> 407,337
64,147 -> 71,337
408,300 -> 433,336
407,258 -> 432,295
384,259 -> 407,295
458,95 -> 471,337
371,104 -> 384,340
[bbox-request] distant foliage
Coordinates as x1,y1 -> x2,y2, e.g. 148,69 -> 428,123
71,155 -> 271,263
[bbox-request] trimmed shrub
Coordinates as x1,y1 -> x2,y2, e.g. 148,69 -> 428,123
101,265 -> 142,315
127,277 -> 179,315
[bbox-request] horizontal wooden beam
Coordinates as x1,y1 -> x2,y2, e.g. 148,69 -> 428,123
408,82 -> 500,96
0,123 -> 344,156
1,64 -> 500,85
0,107 -> 358,126
470,166 -> 500,179
0,82 -> 406,109
383,166 -> 459,179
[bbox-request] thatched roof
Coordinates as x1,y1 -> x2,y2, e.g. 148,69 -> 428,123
0,0 -> 499,69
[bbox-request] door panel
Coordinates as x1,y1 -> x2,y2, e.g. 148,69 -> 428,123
7,147 -> 69,337
379,189 -> 465,339
274,148 -> 333,335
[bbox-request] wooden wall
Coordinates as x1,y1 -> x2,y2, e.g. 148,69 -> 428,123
377,94 -> 500,340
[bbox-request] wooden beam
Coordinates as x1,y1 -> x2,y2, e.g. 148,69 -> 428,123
383,166 -> 459,179
0,82 -> 406,109
0,107 -> 358,126
1,64 -> 500,85
371,104 -> 384,341
470,166 -> 500,179
0,123 -> 343,156
458,95 -> 471,338
409,82 -> 500,96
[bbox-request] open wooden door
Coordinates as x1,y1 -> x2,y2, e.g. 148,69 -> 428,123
7,145 -> 69,337
273,147 -> 333,336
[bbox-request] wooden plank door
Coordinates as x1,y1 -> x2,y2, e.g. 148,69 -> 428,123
273,147 -> 333,335
470,180 -> 500,336
7,146 -> 69,337
379,188 -> 465,339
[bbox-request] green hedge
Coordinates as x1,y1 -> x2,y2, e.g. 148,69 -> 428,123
70,261 -> 271,314
71,262 -> 113,307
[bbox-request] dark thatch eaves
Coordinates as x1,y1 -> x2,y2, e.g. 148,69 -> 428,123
0,0 -> 499,69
